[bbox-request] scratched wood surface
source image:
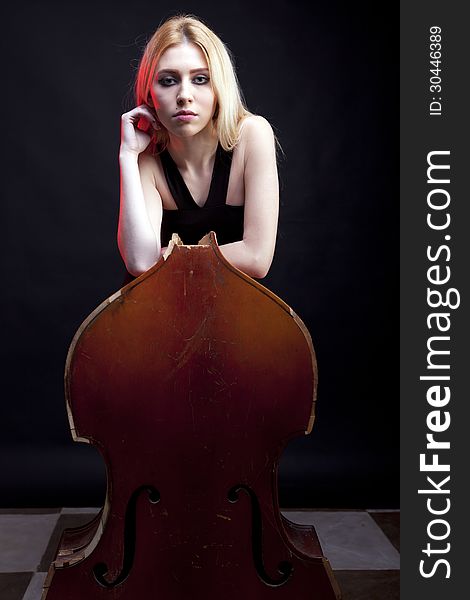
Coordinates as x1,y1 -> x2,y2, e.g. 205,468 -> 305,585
43,233 -> 341,599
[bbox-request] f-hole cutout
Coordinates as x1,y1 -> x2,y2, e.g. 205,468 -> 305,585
93,485 -> 160,587
228,484 -> 293,587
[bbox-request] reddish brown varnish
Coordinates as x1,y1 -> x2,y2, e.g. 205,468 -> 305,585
43,232 -> 341,599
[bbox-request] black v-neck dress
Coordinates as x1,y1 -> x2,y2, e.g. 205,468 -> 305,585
122,143 -> 244,284
159,143 -> 245,246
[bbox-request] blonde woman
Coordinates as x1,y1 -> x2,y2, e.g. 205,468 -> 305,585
118,14 -> 279,281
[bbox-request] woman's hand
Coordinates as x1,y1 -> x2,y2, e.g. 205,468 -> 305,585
120,105 -> 159,156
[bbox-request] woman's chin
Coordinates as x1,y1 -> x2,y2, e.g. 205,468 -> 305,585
168,123 -> 213,139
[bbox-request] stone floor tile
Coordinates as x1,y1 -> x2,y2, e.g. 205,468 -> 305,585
334,569 -> 400,600
369,511 -> 400,551
282,510 -> 400,570
60,507 -> 100,514
0,509 -> 60,515
23,572 -> 47,600
0,572 -> 33,600
39,514 -> 99,573
0,515 -> 59,572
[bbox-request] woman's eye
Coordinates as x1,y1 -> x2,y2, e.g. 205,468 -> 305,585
157,74 -> 209,86
193,75 -> 209,85
158,76 -> 177,86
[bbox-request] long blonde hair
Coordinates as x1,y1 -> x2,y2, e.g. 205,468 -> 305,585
135,14 -> 251,152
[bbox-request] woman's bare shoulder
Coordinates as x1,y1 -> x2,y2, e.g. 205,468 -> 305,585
238,115 -> 276,164
239,114 -> 274,139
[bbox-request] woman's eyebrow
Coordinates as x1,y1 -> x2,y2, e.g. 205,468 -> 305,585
157,67 -> 209,74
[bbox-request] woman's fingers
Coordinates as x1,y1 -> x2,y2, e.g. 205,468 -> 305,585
123,105 -> 158,127
120,106 -> 159,155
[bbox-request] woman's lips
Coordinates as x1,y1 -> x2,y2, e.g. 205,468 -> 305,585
173,114 -> 197,122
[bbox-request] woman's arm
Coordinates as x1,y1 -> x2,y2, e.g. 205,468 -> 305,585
117,107 -> 162,276
219,115 -> 279,279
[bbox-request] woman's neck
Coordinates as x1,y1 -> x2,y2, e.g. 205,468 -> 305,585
167,130 -> 219,172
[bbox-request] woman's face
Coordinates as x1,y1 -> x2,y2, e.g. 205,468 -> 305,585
150,42 -> 217,139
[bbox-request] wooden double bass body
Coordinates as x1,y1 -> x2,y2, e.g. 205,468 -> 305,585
43,233 -> 341,599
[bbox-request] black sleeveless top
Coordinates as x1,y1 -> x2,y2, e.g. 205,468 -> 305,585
159,143 -> 245,246
122,143 -> 244,285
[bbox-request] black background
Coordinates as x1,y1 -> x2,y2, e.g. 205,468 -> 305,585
1,0 -> 398,508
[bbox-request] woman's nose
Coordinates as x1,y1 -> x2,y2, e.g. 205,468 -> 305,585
176,81 -> 193,105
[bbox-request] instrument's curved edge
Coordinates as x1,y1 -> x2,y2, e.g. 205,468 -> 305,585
291,310 -> 317,435
50,502 -> 108,570
59,255 -> 172,573
162,232 -> 184,259
202,231 -> 318,435
64,254 -> 169,442
65,230 -> 317,440
269,433 -> 340,590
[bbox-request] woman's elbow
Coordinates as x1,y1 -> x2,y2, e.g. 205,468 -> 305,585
118,239 -> 160,277
252,266 -> 270,279
250,253 -> 272,279
124,257 -> 158,278
126,264 -> 146,278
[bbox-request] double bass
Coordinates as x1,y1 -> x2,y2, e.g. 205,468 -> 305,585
43,232 -> 341,599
